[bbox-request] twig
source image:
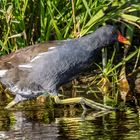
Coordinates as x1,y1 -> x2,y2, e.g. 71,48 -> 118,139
72,0 -> 77,36
128,66 -> 140,77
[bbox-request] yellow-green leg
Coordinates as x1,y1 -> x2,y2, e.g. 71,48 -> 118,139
53,96 -> 114,110
5,94 -> 26,109
5,100 -> 17,109
5,94 -> 114,110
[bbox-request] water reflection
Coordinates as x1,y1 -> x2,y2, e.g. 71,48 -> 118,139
0,105 -> 140,140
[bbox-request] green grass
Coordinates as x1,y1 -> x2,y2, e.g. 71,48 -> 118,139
0,0 -> 140,54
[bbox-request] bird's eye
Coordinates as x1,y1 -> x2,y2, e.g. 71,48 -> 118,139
112,31 -> 117,35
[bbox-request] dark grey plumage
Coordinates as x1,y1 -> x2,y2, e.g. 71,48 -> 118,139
0,25 -> 120,106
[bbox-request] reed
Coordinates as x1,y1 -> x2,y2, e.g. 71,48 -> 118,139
0,0 -> 139,53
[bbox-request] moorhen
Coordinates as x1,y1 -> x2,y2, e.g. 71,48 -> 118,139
0,25 -> 130,109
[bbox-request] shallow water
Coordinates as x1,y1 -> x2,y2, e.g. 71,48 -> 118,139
0,102 -> 140,140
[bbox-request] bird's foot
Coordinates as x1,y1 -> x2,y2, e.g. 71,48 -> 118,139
53,96 -> 114,110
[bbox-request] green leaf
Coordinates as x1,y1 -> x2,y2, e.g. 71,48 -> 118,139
121,13 -> 140,23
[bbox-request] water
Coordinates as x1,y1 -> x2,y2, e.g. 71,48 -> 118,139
0,102 -> 140,140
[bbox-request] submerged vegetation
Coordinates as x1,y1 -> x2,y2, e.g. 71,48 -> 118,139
0,0 -> 140,107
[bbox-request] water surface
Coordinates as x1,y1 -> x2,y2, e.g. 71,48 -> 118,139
0,102 -> 140,140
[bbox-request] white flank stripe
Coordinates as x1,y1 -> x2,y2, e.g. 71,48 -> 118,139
48,47 -> 56,50
18,64 -> 32,68
30,51 -> 50,62
38,52 -> 49,56
0,70 -> 8,77
30,55 -> 41,62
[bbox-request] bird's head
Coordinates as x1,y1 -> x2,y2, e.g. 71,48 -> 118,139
96,25 -> 131,46
117,31 -> 131,45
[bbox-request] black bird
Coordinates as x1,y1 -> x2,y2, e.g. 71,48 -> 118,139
0,25 -> 130,109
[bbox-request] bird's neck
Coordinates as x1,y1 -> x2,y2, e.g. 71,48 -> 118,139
79,33 -> 106,52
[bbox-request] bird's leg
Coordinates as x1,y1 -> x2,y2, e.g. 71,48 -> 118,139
5,100 -> 17,109
53,96 -> 114,110
5,94 -> 26,109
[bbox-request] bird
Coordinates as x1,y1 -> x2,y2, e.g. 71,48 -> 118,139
0,25 -> 130,110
